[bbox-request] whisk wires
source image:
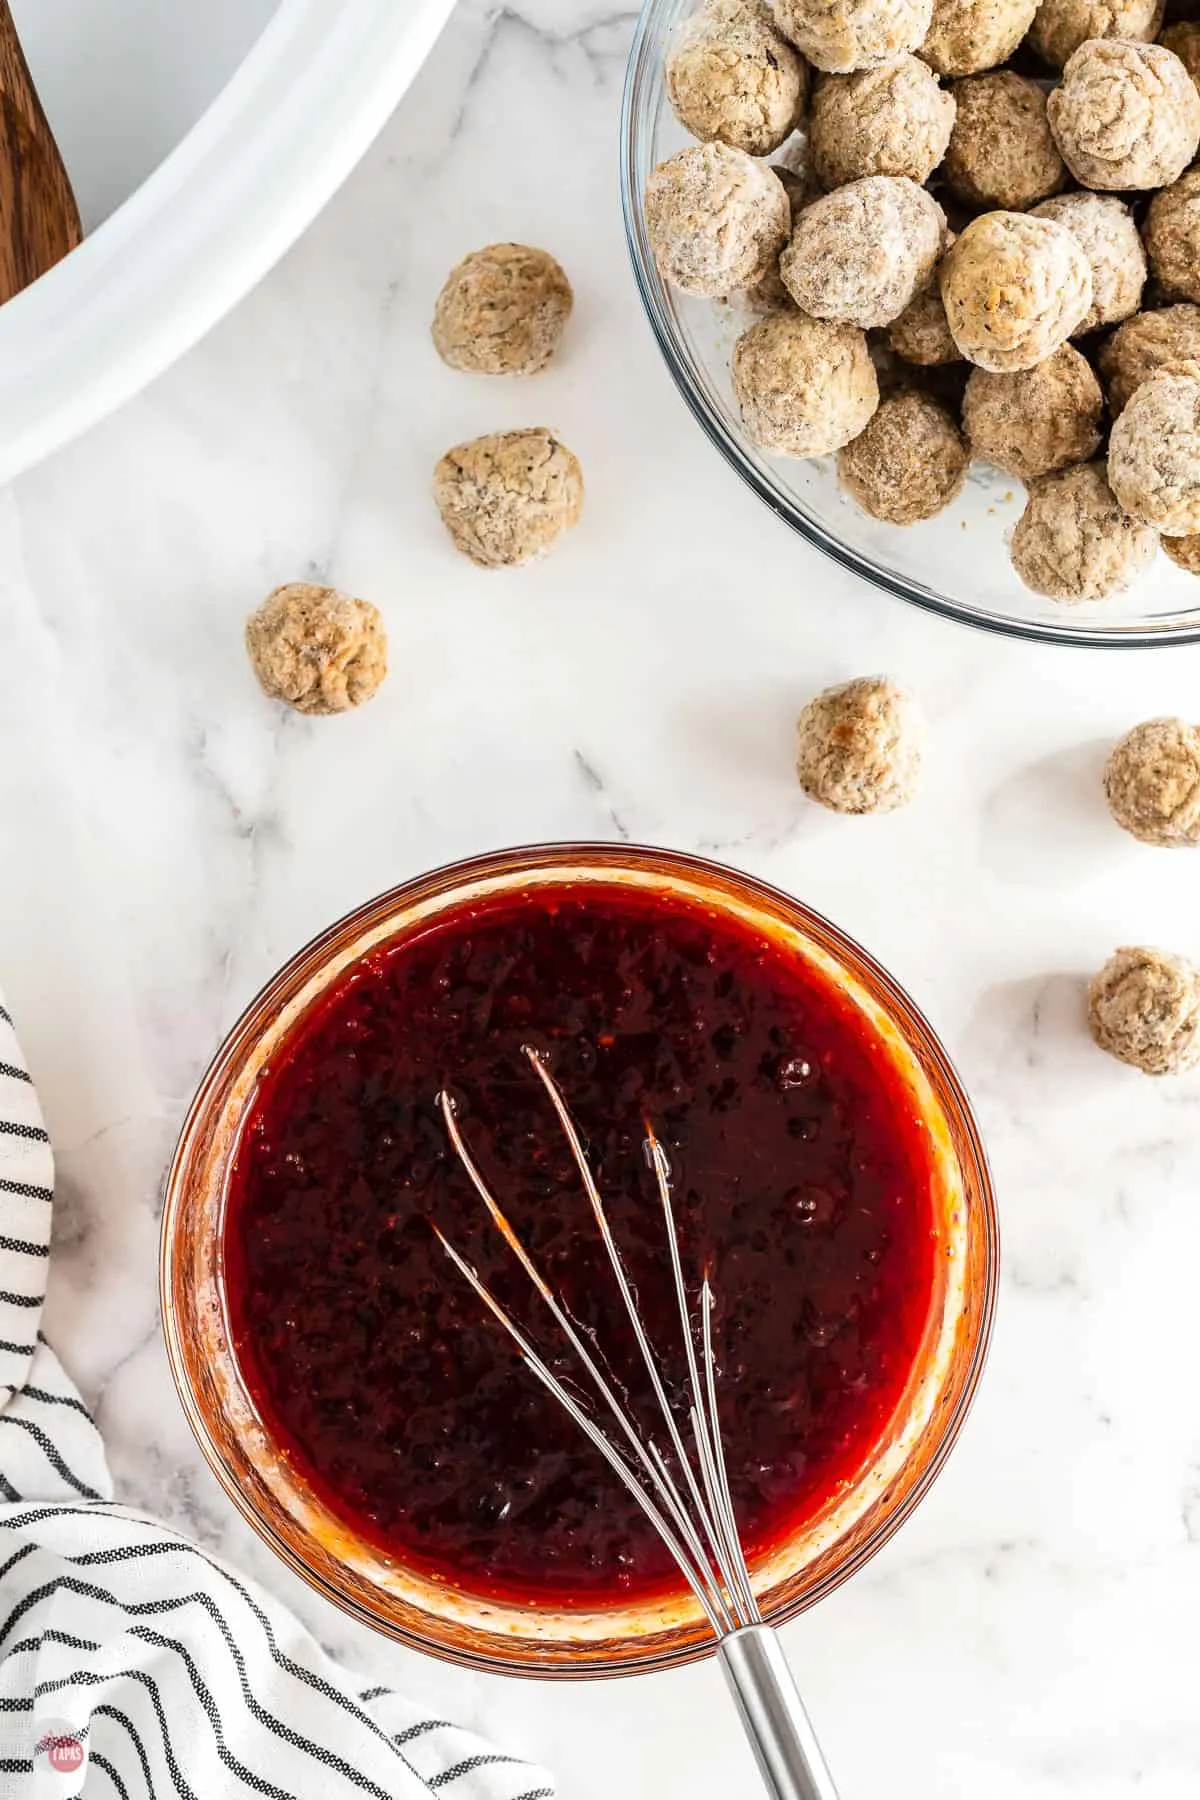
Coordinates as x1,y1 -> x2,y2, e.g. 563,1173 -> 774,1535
435,1045 -> 762,1639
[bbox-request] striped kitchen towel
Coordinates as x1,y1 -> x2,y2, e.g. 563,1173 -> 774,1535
0,996 -> 553,1800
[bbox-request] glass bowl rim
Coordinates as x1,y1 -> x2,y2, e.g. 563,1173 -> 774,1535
618,0 -> 1200,652
160,840 -> 999,1678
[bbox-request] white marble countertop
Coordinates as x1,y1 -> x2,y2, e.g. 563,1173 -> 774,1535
4,3 -> 1200,1795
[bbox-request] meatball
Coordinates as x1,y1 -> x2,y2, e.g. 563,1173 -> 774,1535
1104,717 -> 1200,846
1144,170 -> 1200,305
1159,21 -> 1200,95
245,584 -> 387,715
808,56 -> 955,185
1028,0 -> 1163,68
433,428 -> 583,568
1009,460 -> 1158,600
920,0 -> 1040,76
795,676 -> 923,812
1098,303 -> 1200,416
962,344 -> 1103,480
837,390 -> 968,521
1030,192 -> 1146,334
943,72 -> 1066,211
771,0 -> 932,73
645,143 -> 791,295
939,210 -> 1093,372
1108,363 -> 1200,535
431,244 -> 573,377
667,0 -> 808,154
731,308 -> 879,453
780,176 -> 945,327
887,237 -> 961,363
1162,531 -> 1200,574
1088,945 -> 1200,1074
1047,40 -> 1200,191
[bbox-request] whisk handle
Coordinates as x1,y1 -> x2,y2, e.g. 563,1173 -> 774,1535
718,1626 -> 841,1800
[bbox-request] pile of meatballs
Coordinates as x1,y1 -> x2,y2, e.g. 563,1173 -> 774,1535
646,0 -> 1200,603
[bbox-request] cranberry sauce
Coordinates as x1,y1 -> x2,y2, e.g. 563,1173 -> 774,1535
224,884 -> 939,1608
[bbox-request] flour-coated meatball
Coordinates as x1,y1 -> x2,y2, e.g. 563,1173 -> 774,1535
1145,169 -> 1200,305
433,429 -> 584,567
781,176 -> 946,327
667,0 -> 809,153
731,308 -> 879,452
431,244 -> 573,376
1030,192 -> 1146,334
1104,718 -> 1200,846
837,390 -> 968,521
1088,945 -> 1200,1074
943,72 -> 1066,210
1009,461 -> 1158,600
772,0 -> 932,72
645,143 -> 791,294
1098,304 -> 1200,416
939,210 -> 1092,371
962,344 -> 1103,479
920,0 -> 1040,75
795,675 -> 923,812
1047,39 -> 1200,190
809,55 -> 955,184
1108,363 -> 1200,535
245,584 -> 388,715
1029,0 -> 1163,69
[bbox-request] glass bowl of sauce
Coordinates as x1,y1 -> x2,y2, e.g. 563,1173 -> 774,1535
162,844 -> 997,1675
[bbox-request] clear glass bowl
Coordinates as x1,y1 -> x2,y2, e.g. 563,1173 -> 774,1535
162,844 -> 997,1677
620,0 -> 1200,648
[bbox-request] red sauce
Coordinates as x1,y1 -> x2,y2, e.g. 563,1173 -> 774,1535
224,884 -> 939,1609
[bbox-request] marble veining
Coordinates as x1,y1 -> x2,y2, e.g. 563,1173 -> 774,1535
2,2 -> 1200,1794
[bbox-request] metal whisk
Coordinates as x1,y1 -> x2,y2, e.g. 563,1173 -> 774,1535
436,1045 -> 840,1800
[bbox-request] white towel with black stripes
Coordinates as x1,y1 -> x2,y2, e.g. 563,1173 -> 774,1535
0,996 -> 554,1800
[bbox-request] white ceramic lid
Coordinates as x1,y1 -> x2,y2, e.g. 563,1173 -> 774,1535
0,0 -> 454,483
